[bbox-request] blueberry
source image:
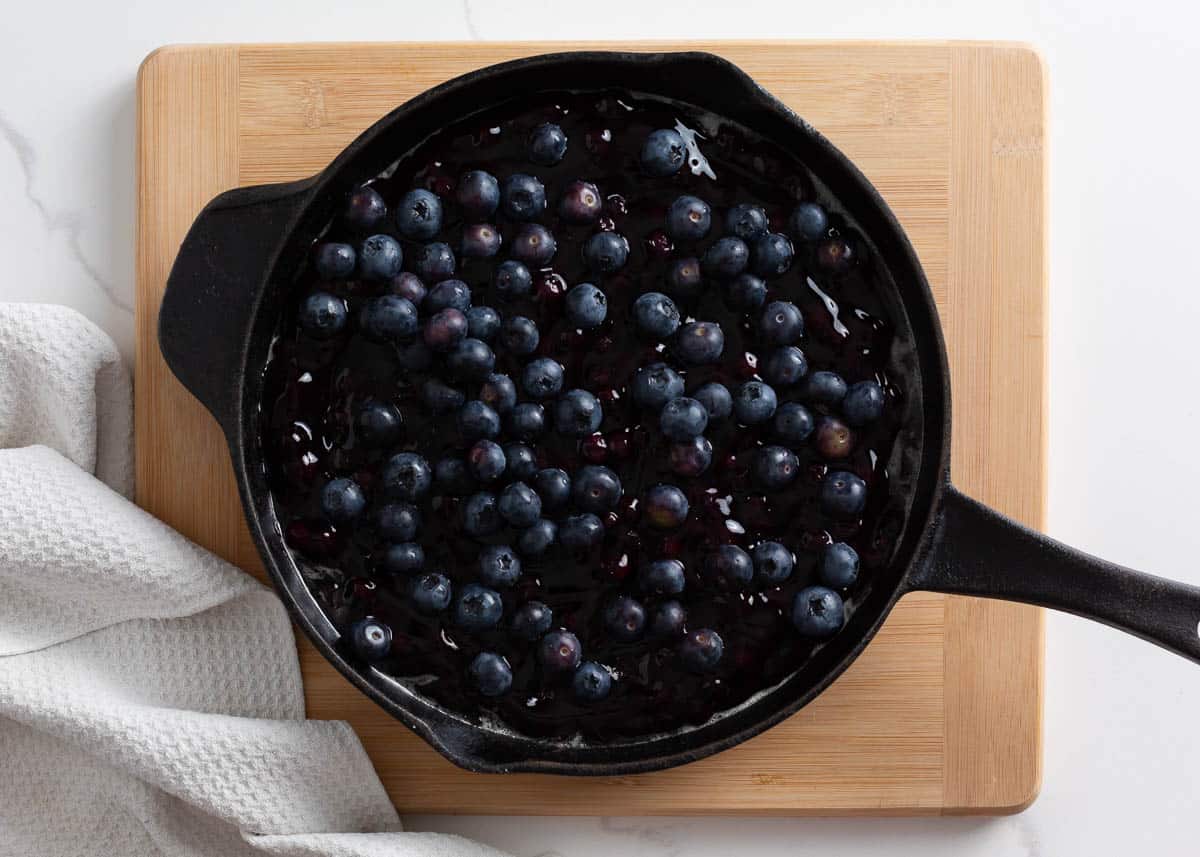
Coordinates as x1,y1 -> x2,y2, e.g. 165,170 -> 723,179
510,223 -> 557,266
528,122 -> 568,165
422,378 -> 465,413
501,173 -> 546,221
503,443 -> 538,481
573,661 -> 613,702
564,283 -> 608,328
815,415 -> 854,459
678,628 -> 723,673
692,382 -> 733,420
707,544 -> 754,585
724,273 -> 766,311
426,279 -> 472,313
517,518 -> 558,555
383,542 -> 425,575
651,601 -> 687,639
359,295 -> 418,342
500,315 -> 540,355
669,435 -> 713,477
478,544 -> 522,587
559,180 -> 603,223
434,457 -> 474,495
508,402 -> 546,440
457,170 -> 500,219
510,600 -> 553,640
761,346 -> 808,387
842,380 -> 885,426
702,236 -> 749,279
583,231 -> 629,273
752,541 -> 794,585
320,477 -> 365,523
604,596 -> 647,642
358,234 -> 404,280
315,242 -> 356,279
380,453 -> 432,501
751,232 -> 794,278
633,292 -> 680,339
395,189 -> 443,240
423,307 -> 468,351
724,203 -> 769,241
299,292 -> 348,339
820,542 -> 860,588
446,338 -> 496,380
344,186 -> 387,231
631,362 -> 685,410
792,586 -> 845,637
499,481 -> 542,527
355,399 -> 403,447
466,306 -> 501,341
521,357 -> 565,399
640,558 -> 686,595
660,397 -> 708,440
458,400 -> 501,440
733,381 -> 778,424
533,467 -> 571,508
759,300 -> 804,346
573,465 -> 622,512
774,402 -> 815,447
803,370 -> 848,406
753,445 -> 798,490
666,195 -> 712,241
666,257 -> 703,299
644,484 -> 689,529
821,471 -> 868,518
454,583 -> 503,631
555,389 -> 603,436
469,652 -> 513,697
790,201 -> 828,242
817,236 -> 856,273
493,259 -> 533,299
377,503 -> 420,541
412,241 -> 456,282
467,439 -> 507,482
674,321 -> 724,364
559,513 -> 604,551
461,223 -> 501,258
349,617 -> 392,661
539,629 -> 582,672
388,271 -> 427,305
641,128 -> 686,177
463,492 -> 500,536
411,572 -> 452,613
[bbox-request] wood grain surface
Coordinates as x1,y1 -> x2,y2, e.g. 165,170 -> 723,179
135,41 -> 1045,815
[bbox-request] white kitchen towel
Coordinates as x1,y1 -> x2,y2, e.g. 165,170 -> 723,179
0,304 -> 505,857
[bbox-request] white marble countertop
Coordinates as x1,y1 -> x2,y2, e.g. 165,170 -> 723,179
4,1 -> 1199,853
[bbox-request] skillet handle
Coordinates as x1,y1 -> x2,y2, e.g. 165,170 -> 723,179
158,178 -> 315,436
909,485 -> 1200,663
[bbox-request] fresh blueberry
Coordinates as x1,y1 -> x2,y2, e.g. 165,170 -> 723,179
559,513 -> 604,551
466,306 -> 501,341
528,122 -> 568,165
508,402 -> 546,440
559,180 -> 602,223
666,195 -> 712,241
815,415 -> 854,459
792,586 -> 845,637
446,338 -> 496,380
820,542 -> 860,588
320,477 -> 366,523
773,402 -> 815,447
383,542 -> 425,575
604,596 -> 647,642
315,242 -> 356,279
388,271 -> 427,305
467,439 -> 507,482
533,467 -> 571,508
707,544 -> 754,585
412,241 -> 456,282
640,128 -> 686,177
752,541 -> 794,585
510,600 -> 553,640
410,572 -> 452,613
816,236 -> 856,273
790,201 -> 828,242
349,617 -> 392,661
423,307 -> 468,351
733,381 -> 778,424
355,399 -> 403,447
674,321 -> 724,364
724,273 -> 766,311
631,362 -> 685,410
521,357 -> 565,399
422,377 -> 465,413
499,481 -> 542,527
644,484 -> 689,529
493,259 -> 532,299
344,186 -> 387,231
573,661 -> 613,701
753,445 -> 799,490
468,652 -> 513,697
821,471 -> 868,518
517,518 -> 558,555
299,292 -> 348,339
463,491 -> 500,536
640,558 -> 686,595
426,279 -> 471,313
724,203 -> 769,241
461,223 -> 501,258
359,295 -> 418,342
454,583 -> 503,631
660,397 -> 708,440
666,256 -> 704,299
539,629 -> 582,672
504,443 -> 538,481
564,283 -> 608,328
702,236 -> 749,279
478,544 -> 522,587
358,234 -> 404,281
510,223 -> 557,266
457,170 -> 500,219
651,601 -> 687,638
759,300 -> 804,345
751,232 -> 795,278
573,465 -> 622,512
434,457 -> 474,495
692,382 -> 733,420
501,173 -> 546,221
380,452 -> 432,501
678,628 -> 723,673
555,389 -> 603,436
395,189 -> 443,240
668,435 -> 713,477
842,380 -> 885,426
633,292 -> 680,339
500,314 -> 540,355
458,400 -> 501,440
761,346 -> 808,387
803,370 -> 848,406
377,503 -> 420,541
583,231 -> 629,274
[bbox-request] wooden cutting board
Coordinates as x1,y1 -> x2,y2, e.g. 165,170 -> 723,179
135,41 -> 1045,815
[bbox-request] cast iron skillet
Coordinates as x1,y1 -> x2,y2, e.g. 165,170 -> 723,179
159,51 -> 1200,775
